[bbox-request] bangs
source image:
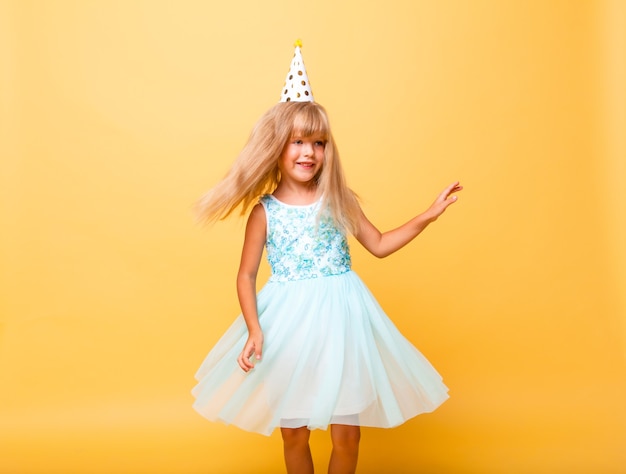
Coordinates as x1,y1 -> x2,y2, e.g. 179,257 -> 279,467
290,105 -> 330,139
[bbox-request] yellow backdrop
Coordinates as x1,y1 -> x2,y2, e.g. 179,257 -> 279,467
1,1 -> 625,473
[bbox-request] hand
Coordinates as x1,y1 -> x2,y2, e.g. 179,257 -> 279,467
425,181 -> 463,222
237,330 -> 264,372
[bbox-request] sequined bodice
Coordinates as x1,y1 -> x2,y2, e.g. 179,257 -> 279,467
260,195 -> 352,282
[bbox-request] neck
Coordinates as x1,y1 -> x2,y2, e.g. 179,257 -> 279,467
273,181 -> 319,205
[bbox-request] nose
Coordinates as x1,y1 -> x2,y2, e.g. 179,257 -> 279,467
301,142 -> 313,156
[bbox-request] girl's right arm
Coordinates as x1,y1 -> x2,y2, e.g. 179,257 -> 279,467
236,203 -> 267,372
355,181 -> 462,258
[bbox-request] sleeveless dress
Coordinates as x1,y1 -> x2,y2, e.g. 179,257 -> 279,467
192,195 -> 449,436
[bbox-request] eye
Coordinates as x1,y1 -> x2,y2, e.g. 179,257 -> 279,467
293,139 -> 303,145
314,141 -> 325,147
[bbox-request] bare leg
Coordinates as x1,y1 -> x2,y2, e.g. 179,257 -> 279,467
281,427 -> 314,474
328,424 -> 360,474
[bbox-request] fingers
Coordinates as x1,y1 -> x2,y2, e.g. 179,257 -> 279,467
438,182 -> 463,203
427,182 -> 463,221
442,181 -> 463,198
237,353 -> 252,372
237,337 -> 263,372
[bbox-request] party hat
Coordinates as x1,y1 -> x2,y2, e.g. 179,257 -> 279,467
280,39 -> 314,102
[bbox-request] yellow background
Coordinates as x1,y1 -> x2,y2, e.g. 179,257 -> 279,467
1,1 -> 625,473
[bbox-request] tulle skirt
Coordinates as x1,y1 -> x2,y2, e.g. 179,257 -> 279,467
192,271 -> 448,436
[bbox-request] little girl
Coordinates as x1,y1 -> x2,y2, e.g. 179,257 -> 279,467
192,42 -> 462,474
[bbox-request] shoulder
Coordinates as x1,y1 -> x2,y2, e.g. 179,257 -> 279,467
249,201 -> 267,221
244,203 -> 267,240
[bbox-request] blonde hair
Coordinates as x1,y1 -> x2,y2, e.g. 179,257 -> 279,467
195,101 -> 362,235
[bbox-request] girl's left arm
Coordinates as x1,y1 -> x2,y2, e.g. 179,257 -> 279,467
355,181 -> 462,258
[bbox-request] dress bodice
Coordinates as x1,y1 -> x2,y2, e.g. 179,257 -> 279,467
260,195 -> 352,282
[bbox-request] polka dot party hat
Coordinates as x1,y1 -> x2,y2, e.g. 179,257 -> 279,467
280,39 -> 314,102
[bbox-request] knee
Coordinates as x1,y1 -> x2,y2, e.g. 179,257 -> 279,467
281,427 -> 311,448
331,425 -> 361,451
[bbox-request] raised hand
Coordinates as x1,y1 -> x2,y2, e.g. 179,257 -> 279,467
424,181 -> 463,222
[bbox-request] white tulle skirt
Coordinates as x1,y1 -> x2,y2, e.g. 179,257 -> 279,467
192,271 -> 448,436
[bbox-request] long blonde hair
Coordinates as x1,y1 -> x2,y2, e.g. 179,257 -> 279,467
195,101 -> 361,235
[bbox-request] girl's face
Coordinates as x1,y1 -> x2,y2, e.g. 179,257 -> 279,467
278,133 -> 325,186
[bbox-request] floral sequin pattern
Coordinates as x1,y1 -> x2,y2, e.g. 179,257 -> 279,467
261,195 -> 351,282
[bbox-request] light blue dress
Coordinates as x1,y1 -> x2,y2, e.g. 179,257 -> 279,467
192,195 -> 449,436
